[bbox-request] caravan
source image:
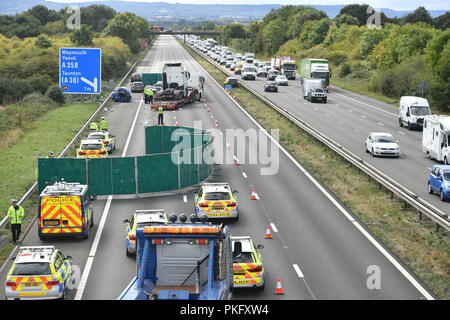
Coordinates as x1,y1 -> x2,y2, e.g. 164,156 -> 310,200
422,115 -> 450,164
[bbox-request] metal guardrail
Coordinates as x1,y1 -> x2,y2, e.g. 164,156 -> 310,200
0,49 -> 150,229
188,43 -> 450,232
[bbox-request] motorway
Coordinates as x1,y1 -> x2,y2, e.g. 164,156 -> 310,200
0,36 -> 435,300
194,44 -> 450,215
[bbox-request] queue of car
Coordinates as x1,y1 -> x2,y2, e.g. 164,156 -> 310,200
187,36 -> 450,205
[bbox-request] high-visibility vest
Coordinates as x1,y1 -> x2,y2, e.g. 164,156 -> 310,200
7,206 -> 24,224
158,107 -> 164,114
148,90 -> 154,96
99,120 -> 108,130
90,122 -> 98,130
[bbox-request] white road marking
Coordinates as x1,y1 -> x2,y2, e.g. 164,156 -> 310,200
122,98 -> 144,156
333,92 -> 397,117
347,109 -> 352,112
339,121 -> 344,125
355,129 -> 360,133
377,122 -> 385,126
242,172 -> 247,178
361,115 -> 367,119
325,114 -> 330,117
293,264 -> 304,278
183,195 -> 187,203
397,131 -> 405,135
270,223 -> 278,232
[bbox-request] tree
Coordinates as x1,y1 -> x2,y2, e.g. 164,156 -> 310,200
10,14 -> 42,38
104,12 -> 141,53
262,20 -> 288,55
27,5 -> 59,25
287,7 -> 327,38
402,7 -> 432,25
334,14 -> 359,27
432,12 -> 450,30
359,27 -> 391,58
35,34 -> 52,48
202,21 -> 216,31
70,25 -> 93,46
221,23 -> 246,45
46,85 -> 65,105
300,18 -> 331,46
338,4 -> 391,27
80,5 -> 116,32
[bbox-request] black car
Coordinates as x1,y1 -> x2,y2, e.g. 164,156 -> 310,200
225,77 -> 238,88
307,88 -> 327,103
264,81 -> 278,92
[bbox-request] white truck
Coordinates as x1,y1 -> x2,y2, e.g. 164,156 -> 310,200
241,65 -> 257,80
245,52 -> 255,63
301,78 -> 326,99
399,96 -> 431,130
422,115 -> 450,164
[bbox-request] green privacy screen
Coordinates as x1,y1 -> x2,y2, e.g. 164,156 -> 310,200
38,126 -> 213,195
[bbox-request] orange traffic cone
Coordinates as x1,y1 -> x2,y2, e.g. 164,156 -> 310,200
214,119 -> 219,126
175,121 -> 179,126
265,226 -> 272,239
234,156 -> 240,166
274,277 -> 284,295
207,107 -> 211,112
250,187 -> 258,200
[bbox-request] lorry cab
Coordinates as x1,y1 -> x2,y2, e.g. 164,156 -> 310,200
38,181 -> 94,240
399,96 -> 431,130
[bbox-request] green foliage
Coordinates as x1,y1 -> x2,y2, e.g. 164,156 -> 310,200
202,21 -> 217,31
287,7 -> 327,38
338,4 -> 371,26
70,25 -> 94,46
333,14 -> 359,27
221,23 -> 246,45
402,7 -> 433,25
433,12 -> 450,30
339,64 -> 352,78
359,27 -> 391,58
45,85 -> 65,105
300,18 -> 331,47
104,12 -> 146,53
35,34 -> 52,48
80,5 -> 117,32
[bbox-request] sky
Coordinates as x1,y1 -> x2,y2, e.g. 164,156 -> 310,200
45,0 -> 450,11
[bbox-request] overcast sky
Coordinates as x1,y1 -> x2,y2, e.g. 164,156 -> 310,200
45,0 -> 450,11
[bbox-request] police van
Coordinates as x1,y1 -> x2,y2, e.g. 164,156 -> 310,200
38,181 -> 95,240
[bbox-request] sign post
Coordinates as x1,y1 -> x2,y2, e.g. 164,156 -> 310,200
59,48 -> 101,95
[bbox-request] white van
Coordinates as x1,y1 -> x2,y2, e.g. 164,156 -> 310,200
422,115 -> 450,164
399,96 -> 431,130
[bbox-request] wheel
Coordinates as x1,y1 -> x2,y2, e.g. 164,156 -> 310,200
90,214 -> 94,228
444,157 -> 448,165
399,118 -> 403,127
440,189 -> 446,201
83,228 -> 90,239
324,99 -> 327,103
38,234 -> 48,241
365,144 -> 369,153
234,214 -> 239,222
371,148 -> 375,157
428,182 -> 433,194
257,282 -> 265,290
407,122 -> 411,130
126,246 -> 133,257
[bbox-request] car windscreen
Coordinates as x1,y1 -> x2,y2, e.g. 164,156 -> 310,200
244,68 -> 255,72
314,88 -> 324,92
12,262 -> 51,276
205,192 -> 230,200
444,172 -> 450,180
233,252 -> 253,263
89,135 -> 105,140
373,136 -> 394,143
410,106 -> 430,116
266,81 -> 276,85
81,144 -> 103,150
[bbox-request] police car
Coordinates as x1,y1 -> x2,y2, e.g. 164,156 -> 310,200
87,131 -> 116,154
76,138 -> 108,158
231,236 -> 265,289
123,210 -> 168,257
5,246 -> 73,300
194,183 -> 239,221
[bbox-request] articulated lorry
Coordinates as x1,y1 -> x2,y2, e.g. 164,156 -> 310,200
271,56 -> 297,80
118,216 -> 234,300
300,59 -> 331,91
145,63 -> 204,110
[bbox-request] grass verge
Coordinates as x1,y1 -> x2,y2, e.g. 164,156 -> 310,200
331,78 -> 399,105
184,43 -> 450,300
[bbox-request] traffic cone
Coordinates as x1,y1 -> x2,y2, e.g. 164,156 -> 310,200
274,277 -> 284,295
234,156 -> 240,166
250,187 -> 258,200
265,226 -> 272,239
175,121 -> 179,126
207,107 -> 211,112
214,119 -> 219,126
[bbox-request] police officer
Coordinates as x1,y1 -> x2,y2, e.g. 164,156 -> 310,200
144,86 -> 154,104
157,106 -> 164,125
7,199 -> 25,243
90,121 -> 98,131
99,117 -> 108,131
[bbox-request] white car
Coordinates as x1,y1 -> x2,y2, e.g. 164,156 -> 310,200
365,132 -> 400,157
275,75 -> 288,86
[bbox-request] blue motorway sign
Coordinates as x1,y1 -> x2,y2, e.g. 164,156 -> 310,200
59,48 -> 101,94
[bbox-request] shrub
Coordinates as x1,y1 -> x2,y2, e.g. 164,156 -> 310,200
339,64 -> 352,78
45,85 -> 65,105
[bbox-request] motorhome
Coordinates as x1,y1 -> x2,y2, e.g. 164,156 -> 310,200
422,115 -> 450,164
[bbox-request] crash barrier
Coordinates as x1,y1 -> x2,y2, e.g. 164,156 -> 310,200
37,126 -> 214,196
186,40 -> 450,232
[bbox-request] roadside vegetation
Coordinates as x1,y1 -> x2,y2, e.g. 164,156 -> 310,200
184,43 -> 450,300
213,5 -> 449,113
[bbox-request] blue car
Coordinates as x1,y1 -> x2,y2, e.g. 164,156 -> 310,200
112,87 -> 132,102
428,165 -> 450,201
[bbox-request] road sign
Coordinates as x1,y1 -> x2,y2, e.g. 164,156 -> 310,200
59,48 -> 101,95
139,38 -> 149,50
